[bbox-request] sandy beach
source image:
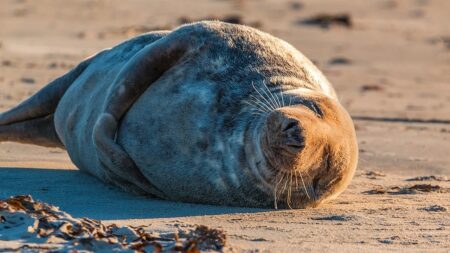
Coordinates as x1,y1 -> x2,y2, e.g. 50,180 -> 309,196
0,0 -> 449,252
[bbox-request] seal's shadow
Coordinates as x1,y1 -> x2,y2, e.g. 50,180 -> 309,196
0,167 -> 265,220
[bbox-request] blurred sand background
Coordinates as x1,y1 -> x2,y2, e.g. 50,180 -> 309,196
0,0 -> 449,252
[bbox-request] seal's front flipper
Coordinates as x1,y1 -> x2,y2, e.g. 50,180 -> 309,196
0,58 -> 92,148
93,30 -> 203,195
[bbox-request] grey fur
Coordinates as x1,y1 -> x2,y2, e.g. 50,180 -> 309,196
0,21 -> 358,208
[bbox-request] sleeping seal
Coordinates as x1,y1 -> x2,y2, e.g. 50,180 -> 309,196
0,21 -> 357,209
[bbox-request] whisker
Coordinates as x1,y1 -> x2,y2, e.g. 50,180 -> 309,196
249,112 -> 266,118
279,173 -> 289,208
251,109 -> 266,115
251,82 -> 277,111
280,86 -> 285,107
286,173 -> 293,209
273,175 -> 278,209
309,185 -> 317,201
305,170 -> 317,201
247,102 -> 268,115
242,100 -> 268,114
272,86 -> 283,109
259,82 -> 277,110
276,174 -> 286,205
269,84 -> 283,109
249,94 -> 273,112
298,171 -> 311,200
262,81 -> 281,109
276,173 -> 285,187
269,83 -> 283,109
273,173 -> 285,209
294,171 -> 299,190
245,107 -> 266,118
273,190 -> 277,209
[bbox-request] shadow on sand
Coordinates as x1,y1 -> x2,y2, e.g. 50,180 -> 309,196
0,167 -> 265,220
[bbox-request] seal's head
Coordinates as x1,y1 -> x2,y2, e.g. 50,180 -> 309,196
257,89 -> 358,209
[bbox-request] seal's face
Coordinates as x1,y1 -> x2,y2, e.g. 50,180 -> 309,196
260,91 -> 358,208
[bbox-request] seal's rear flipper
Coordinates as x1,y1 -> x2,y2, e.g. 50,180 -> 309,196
0,115 -> 63,148
0,57 -> 92,147
93,29 -> 203,195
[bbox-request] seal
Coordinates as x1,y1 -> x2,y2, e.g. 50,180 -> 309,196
0,21 -> 358,209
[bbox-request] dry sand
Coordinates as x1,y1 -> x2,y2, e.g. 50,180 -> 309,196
0,0 -> 449,252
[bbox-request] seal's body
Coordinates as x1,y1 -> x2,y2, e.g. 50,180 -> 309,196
0,21 -> 358,208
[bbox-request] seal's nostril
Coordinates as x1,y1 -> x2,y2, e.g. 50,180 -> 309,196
282,120 -> 298,132
278,119 -> 305,154
286,137 -> 304,146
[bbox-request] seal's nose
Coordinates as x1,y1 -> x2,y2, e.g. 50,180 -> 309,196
280,118 -> 305,154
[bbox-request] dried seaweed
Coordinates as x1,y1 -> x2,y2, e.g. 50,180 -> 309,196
364,184 -> 450,195
418,205 -> 447,212
328,57 -> 352,65
406,176 -> 449,182
0,195 -> 228,252
300,13 -> 352,29
361,84 -> 384,92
